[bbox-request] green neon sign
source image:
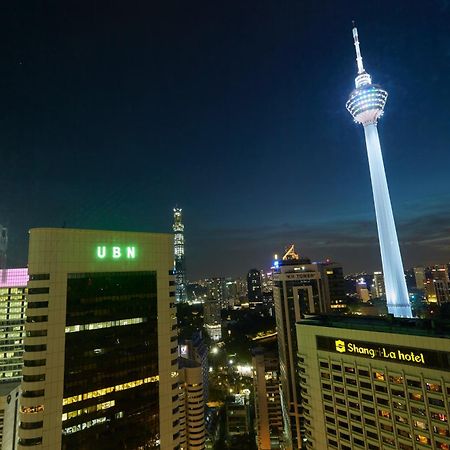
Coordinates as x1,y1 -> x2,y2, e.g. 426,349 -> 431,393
96,245 -> 136,260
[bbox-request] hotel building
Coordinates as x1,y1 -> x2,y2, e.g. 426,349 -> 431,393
18,228 -> 180,450
296,315 -> 450,450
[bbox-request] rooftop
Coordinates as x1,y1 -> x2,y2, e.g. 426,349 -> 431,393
298,314 -> 450,339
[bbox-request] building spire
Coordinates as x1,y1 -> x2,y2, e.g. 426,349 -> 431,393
352,22 -> 365,74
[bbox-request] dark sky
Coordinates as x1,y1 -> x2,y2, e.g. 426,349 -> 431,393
1,1 -> 449,279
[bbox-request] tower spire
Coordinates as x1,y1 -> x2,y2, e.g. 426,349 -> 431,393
352,22 -> 365,74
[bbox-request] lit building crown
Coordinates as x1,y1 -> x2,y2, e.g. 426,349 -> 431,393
346,25 -> 388,125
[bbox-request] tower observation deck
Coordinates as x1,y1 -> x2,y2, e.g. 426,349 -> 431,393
345,24 -> 412,318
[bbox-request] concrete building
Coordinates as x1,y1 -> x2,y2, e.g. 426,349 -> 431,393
0,268 -> 29,383
372,271 -> 385,299
225,395 -> 250,438
173,208 -> 187,303
0,384 -> 20,450
252,348 -> 283,450
0,268 -> 28,450
178,357 -> 206,450
18,228 -> 179,450
247,269 -> 263,308
204,280 -> 223,341
414,267 -> 426,291
426,265 -> 450,305
272,245 -> 343,448
297,315 -> 450,450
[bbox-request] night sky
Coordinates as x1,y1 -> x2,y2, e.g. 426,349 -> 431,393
1,1 -> 449,279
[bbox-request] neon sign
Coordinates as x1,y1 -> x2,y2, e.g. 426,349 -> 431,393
96,246 -> 136,260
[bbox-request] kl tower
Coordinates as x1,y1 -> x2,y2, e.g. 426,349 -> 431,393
346,24 -> 412,318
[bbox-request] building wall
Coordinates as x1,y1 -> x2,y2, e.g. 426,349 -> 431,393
297,319 -> 450,450
273,259 -> 335,448
18,228 -> 179,450
179,363 -> 205,449
0,269 -> 28,383
0,383 -> 20,450
252,349 -> 282,450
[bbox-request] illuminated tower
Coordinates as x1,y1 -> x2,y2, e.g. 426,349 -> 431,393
346,24 -> 412,318
173,207 -> 187,302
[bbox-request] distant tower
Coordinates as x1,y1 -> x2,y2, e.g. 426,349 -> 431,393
173,207 -> 187,302
346,24 -> 412,318
247,269 -> 263,308
0,225 -> 7,269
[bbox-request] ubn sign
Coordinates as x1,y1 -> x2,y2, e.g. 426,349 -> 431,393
96,245 -> 136,260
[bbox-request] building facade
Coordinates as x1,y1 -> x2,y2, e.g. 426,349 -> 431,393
173,208 -> 187,303
0,268 -> 28,450
247,269 -> 263,308
178,357 -> 206,450
252,348 -> 283,450
297,315 -> 450,450
18,228 -> 179,450
272,246 -> 343,448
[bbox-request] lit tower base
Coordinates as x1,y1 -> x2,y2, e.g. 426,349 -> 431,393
346,25 -> 412,318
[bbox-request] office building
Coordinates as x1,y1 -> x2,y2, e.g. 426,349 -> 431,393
204,279 -> 223,341
178,356 -> 206,450
272,245 -> 344,448
18,228 -> 179,450
372,271 -> 385,299
173,208 -> 187,303
414,267 -> 426,291
247,269 -> 263,308
252,348 -> 283,450
426,265 -> 450,305
1,268 -> 29,383
356,278 -> 370,302
0,268 -> 28,450
346,25 -> 412,317
297,315 -> 450,450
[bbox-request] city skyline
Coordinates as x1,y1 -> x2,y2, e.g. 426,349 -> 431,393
1,2 -> 449,279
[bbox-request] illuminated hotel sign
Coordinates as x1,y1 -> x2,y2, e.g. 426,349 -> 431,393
96,245 -> 136,260
316,336 -> 450,371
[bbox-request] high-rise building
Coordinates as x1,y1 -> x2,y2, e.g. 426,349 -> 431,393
272,245 -> 344,448
18,228 -> 179,450
0,269 -> 29,383
373,271 -> 385,298
178,355 -> 206,450
0,268 -> 28,450
296,315 -> 450,450
346,24 -> 412,318
356,278 -> 370,302
174,207 -> 187,303
252,348 -> 283,450
426,265 -> 450,304
225,395 -> 250,438
204,296 -> 222,342
247,269 -> 263,308
414,267 -> 426,291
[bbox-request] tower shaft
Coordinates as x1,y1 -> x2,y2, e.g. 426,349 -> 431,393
363,124 -> 412,317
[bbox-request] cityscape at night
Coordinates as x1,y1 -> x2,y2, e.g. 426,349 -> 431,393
0,2 -> 449,450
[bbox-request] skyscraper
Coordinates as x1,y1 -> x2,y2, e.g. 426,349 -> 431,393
18,228 -> 179,450
247,269 -> 263,308
272,245 -> 344,448
173,207 -> 187,303
0,268 -> 28,450
346,24 -> 412,318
